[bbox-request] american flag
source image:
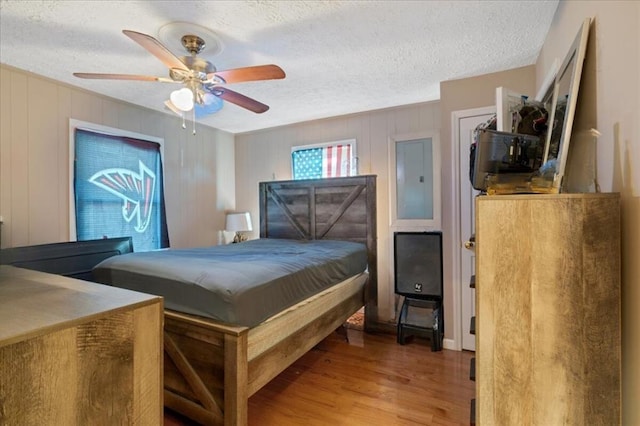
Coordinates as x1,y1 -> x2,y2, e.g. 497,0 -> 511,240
292,144 -> 352,180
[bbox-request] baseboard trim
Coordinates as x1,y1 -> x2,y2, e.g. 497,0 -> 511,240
443,338 -> 456,350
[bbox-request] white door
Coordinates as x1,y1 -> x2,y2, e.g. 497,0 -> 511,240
456,108 -> 495,351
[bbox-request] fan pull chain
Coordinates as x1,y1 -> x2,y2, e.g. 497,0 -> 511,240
181,114 -> 186,129
192,107 -> 196,135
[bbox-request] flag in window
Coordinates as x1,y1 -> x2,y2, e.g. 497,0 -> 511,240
292,144 -> 352,180
74,129 -> 169,251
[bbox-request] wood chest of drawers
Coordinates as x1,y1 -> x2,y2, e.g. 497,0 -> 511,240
0,265 -> 163,425
475,193 -> 621,425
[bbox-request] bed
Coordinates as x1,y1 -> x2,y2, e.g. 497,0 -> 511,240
0,175 -> 378,425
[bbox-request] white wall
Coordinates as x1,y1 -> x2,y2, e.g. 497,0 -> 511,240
234,102 -> 440,324
536,2 -> 639,424
0,65 -> 236,249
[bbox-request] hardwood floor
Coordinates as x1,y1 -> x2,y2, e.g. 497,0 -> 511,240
164,328 -> 474,425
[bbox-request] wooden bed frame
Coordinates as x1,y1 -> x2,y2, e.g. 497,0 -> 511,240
0,175 -> 378,425
163,175 -> 378,425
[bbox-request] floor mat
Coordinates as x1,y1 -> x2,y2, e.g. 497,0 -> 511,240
344,311 -> 364,330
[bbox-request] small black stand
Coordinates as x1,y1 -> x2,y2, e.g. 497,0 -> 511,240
397,297 -> 443,351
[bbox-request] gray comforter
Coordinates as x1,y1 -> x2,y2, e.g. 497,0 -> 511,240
92,238 -> 367,327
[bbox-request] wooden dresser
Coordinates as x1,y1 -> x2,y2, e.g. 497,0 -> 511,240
475,193 -> 621,425
0,265 -> 163,425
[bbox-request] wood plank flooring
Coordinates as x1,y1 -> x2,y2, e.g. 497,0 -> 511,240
165,328 -> 474,425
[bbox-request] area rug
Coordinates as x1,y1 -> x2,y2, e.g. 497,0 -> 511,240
344,312 -> 364,330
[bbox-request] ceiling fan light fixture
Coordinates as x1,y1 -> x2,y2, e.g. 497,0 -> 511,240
73,28 -> 282,124
202,92 -> 218,106
158,22 -> 224,58
170,87 -> 194,111
164,99 -> 183,117
196,94 -> 224,118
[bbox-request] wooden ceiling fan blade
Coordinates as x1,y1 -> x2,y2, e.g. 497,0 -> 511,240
214,87 -> 269,113
73,73 -> 175,82
208,64 -> 285,84
123,30 -> 189,71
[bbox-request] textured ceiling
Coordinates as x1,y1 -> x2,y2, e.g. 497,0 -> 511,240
0,1 -> 558,134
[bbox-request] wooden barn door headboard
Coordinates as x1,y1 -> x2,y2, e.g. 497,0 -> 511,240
259,175 -> 378,329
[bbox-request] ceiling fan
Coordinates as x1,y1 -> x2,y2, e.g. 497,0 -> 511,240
74,29 -> 285,118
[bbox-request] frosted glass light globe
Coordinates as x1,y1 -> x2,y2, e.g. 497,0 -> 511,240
170,88 -> 194,112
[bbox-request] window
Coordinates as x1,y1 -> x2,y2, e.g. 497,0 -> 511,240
71,121 -> 169,252
291,139 -> 356,180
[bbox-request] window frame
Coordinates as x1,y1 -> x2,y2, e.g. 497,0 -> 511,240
291,138 -> 357,180
68,119 -> 165,241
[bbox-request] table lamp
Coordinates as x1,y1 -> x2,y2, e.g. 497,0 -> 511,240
225,212 -> 252,243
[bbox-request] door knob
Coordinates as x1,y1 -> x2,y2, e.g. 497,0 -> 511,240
464,240 -> 475,250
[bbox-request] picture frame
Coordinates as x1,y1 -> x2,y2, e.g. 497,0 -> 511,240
543,18 -> 591,190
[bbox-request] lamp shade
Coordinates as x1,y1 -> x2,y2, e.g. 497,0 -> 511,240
225,212 -> 252,232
